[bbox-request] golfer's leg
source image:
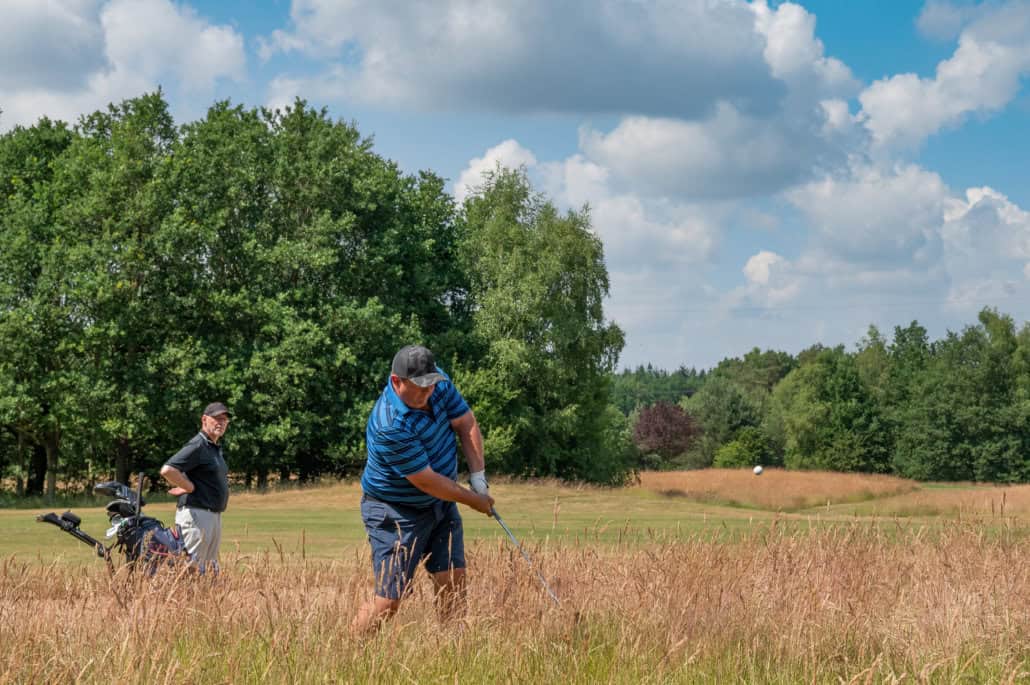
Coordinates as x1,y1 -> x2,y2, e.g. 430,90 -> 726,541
350,547 -> 409,635
192,509 -> 221,573
352,540 -> 417,634
431,567 -> 467,623
351,497 -> 424,636
351,595 -> 401,636
177,508 -> 217,573
207,513 -> 222,574
426,503 -> 467,623
175,508 -> 206,568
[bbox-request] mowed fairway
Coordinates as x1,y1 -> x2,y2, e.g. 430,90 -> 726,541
1,471 -> 1028,683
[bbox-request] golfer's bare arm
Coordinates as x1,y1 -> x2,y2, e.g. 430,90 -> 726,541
160,464 -> 194,493
406,468 -> 493,514
450,410 -> 484,473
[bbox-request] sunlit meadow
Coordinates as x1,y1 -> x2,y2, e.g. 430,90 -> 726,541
1,473 -> 1028,683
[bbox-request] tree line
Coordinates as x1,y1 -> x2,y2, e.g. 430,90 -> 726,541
4,92 -> 1027,500
620,310 -> 1030,483
0,93 -> 628,500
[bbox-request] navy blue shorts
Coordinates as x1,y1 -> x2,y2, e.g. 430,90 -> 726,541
361,494 -> 466,600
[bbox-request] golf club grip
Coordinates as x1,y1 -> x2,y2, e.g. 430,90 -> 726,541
37,512 -> 66,528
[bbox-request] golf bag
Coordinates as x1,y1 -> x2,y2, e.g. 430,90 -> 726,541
37,473 -> 191,572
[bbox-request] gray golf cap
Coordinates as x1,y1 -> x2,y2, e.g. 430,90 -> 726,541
391,345 -> 446,387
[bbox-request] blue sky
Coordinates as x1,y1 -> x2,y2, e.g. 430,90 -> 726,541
3,0 -> 1029,370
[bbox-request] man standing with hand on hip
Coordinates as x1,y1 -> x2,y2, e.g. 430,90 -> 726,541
160,402 -> 231,574
352,344 -> 494,635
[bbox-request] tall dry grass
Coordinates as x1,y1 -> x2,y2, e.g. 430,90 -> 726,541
637,469 -> 919,511
2,521 -> 1028,683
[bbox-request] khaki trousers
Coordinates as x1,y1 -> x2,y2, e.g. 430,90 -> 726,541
175,507 -> 222,573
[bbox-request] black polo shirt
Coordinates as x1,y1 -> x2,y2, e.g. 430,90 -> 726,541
164,432 -> 229,512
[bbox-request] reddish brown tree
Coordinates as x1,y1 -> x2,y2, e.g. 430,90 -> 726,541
632,401 -> 699,460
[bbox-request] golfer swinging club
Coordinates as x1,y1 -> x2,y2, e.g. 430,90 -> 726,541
351,344 -> 494,635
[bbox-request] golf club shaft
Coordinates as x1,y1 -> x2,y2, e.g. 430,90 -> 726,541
134,472 -> 144,518
491,508 -> 560,605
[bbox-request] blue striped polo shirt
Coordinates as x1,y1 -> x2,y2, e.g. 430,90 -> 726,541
361,369 -> 471,508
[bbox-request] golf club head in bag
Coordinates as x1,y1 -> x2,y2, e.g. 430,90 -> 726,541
95,480 -> 144,522
93,481 -> 139,503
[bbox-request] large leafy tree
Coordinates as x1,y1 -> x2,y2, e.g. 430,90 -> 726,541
855,325 -> 890,404
713,427 -> 771,469
681,374 -> 763,467
893,309 -> 1030,482
48,93 -> 182,484
0,94 -> 466,493
677,348 -> 794,467
710,348 -> 795,404
456,168 -> 630,483
0,117 -> 81,499
163,99 -> 459,481
769,346 -> 890,473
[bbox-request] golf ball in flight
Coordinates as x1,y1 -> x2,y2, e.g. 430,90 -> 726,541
753,465 -> 763,475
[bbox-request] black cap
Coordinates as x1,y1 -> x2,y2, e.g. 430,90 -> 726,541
202,402 -> 232,418
391,345 -> 446,387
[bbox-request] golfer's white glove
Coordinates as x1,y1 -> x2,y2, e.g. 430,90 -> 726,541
469,470 -> 489,495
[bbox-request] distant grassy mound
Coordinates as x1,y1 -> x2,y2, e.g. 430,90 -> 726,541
637,469 -> 1030,520
637,468 -> 919,511
834,480 -> 1030,519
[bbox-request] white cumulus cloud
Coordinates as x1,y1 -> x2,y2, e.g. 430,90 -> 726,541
788,163 -> 949,266
743,250 -> 785,286
778,160 -> 1030,325
917,0 -> 995,41
941,186 -> 1030,308
751,0 -> 857,95
453,139 -> 538,204
0,0 -> 105,91
259,0 -> 781,118
564,1 -> 860,201
859,1 -> 1030,149
0,0 -> 246,130
579,105 -> 829,200
445,0 -> 1030,367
